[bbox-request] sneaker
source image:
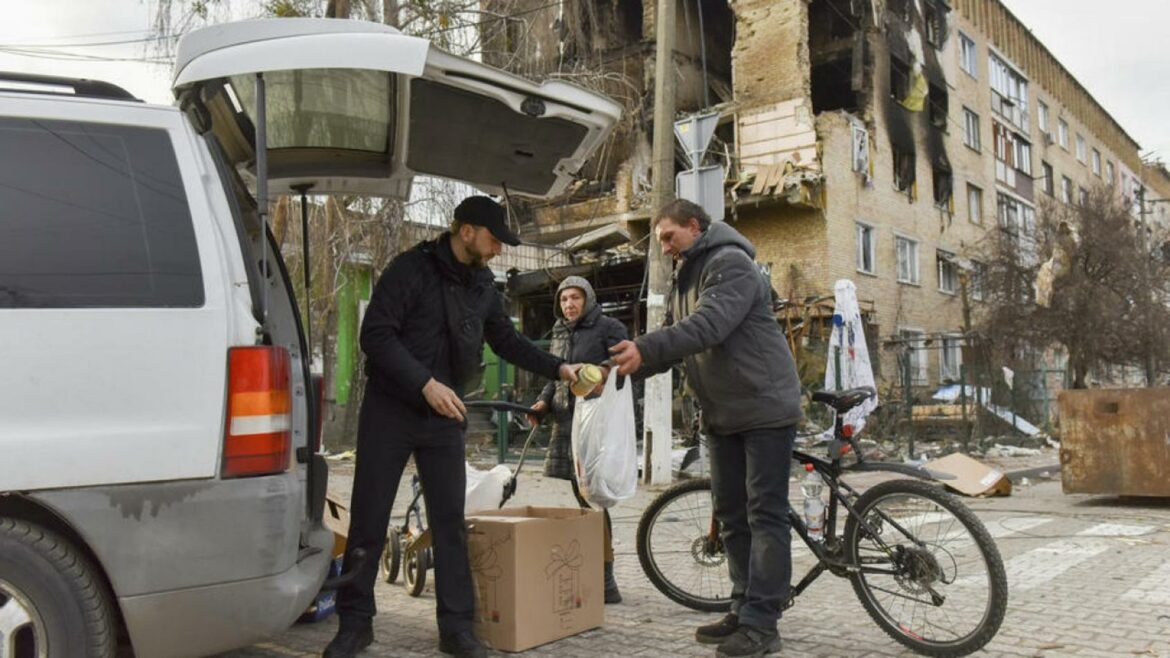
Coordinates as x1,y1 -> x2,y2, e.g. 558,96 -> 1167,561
323,621 -> 373,658
438,629 -> 487,658
716,625 -> 783,657
695,612 -> 739,645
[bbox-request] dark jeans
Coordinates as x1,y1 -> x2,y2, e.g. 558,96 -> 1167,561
336,387 -> 474,635
708,425 -> 796,631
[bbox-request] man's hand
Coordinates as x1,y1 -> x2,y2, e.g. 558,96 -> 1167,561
527,400 -> 548,427
558,362 -> 582,383
422,378 -> 466,421
610,340 -> 643,376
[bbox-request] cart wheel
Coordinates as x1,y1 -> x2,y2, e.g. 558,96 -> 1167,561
380,528 -> 402,584
404,546 -> 429,597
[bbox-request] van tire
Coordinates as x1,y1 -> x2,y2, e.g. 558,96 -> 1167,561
0,518 -> 116,657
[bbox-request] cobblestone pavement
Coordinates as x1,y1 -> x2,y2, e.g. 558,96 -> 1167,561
219,446 -> 1170,657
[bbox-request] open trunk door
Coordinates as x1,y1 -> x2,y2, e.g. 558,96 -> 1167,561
172,17 -> 622,200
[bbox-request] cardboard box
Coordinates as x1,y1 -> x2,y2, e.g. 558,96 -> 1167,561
323,491 -> 351,557
925,453 -> 1012,497
465,507 -> 604,652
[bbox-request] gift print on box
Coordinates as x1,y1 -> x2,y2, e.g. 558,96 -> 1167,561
544,539 -> 583,613
469,530 -> 507,623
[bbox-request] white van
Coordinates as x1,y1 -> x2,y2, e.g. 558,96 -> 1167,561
0,18 -> 619,657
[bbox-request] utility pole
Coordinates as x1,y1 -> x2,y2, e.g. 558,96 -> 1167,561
644,0 -> 677,485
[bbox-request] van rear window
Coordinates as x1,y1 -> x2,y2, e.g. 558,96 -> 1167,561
0,118 -> 203,308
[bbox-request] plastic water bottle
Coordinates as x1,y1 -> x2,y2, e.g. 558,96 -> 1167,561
801,464 -> 826,542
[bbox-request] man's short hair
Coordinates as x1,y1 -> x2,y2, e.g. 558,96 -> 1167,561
656,198 -> 712,231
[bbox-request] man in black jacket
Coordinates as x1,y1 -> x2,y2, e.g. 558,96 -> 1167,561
611,198 -> 802,658
326,196 -> 580,658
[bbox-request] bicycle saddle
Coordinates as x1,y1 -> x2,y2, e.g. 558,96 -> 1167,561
812,386 -> 876,413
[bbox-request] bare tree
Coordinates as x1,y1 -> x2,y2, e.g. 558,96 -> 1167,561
974,186 -> 1170,388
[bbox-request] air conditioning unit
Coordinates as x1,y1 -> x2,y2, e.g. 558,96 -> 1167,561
1044,132 -> 1055,145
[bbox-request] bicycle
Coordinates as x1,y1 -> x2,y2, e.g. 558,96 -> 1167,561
379,400 -> 541,597
636,387 -> 1008,657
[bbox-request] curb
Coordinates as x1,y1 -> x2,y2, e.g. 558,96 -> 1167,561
1005,463 -> 1061,483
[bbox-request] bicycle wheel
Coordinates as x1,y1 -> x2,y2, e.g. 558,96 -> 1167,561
404,546 -> 429,597
380,528 -> 401,584
636,477 -> 733,612
844,479 -> 1007,657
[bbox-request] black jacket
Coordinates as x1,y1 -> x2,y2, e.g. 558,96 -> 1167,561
361,234 -> 562,432
635,222 -> 802,435
538,304 -> 629,425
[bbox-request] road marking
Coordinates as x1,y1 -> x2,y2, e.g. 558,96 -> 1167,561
995,522 -> 1155,591
1076,522 -> 1156,537
1121,561 -> 1170,605
1003,540 -> 1110,590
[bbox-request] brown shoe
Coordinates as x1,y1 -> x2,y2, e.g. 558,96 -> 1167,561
695,612 -> 739,644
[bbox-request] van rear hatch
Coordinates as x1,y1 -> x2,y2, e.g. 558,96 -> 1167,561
171,17 -> 622,200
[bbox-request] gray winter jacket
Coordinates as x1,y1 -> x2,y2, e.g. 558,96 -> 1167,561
635,222 -> 802,435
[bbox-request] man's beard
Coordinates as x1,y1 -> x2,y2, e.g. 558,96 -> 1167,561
467,250 -> 485,268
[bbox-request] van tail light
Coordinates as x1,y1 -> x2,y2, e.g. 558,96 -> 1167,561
223,346 -> 292,478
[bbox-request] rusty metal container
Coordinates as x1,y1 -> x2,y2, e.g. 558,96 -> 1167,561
1059,388 -> 1170,496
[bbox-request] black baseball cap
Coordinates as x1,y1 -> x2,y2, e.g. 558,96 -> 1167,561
454,196 -> 521,246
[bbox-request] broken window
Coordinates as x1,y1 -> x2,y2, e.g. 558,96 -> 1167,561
893,148 -> 916,193
677,0 -> 734,109
890,55 -> 911,101
888,0 -> 913,23
928,84 -> 948,129
933,167 -> 953,210
989,53 -> 1029,132
851,122 -> 870,173
923,0 -> 949,48
812,59 -> 860,113
809,0 -> 860,113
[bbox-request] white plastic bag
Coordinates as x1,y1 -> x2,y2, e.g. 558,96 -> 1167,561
570,369 -> 637,508
465,462 -> 513,514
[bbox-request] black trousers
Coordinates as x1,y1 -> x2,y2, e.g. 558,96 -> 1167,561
336,387 -> 474,635
708,425 -> 796,630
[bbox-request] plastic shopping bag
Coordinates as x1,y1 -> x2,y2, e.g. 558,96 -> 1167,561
570,369 -> 637,508
465,462 -> 513,513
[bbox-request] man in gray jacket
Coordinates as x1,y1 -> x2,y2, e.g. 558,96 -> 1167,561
611,198 -> 801,657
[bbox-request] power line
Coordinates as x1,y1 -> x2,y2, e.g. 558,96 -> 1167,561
0,35 -> 176,49
0,46 -> 170,65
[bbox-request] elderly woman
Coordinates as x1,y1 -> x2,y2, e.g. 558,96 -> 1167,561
529,276 -> 627,604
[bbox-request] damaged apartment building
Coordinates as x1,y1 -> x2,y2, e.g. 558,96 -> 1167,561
481,0 -> 1157,388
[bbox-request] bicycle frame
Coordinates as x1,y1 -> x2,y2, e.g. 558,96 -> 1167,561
782,413 -> 943,607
